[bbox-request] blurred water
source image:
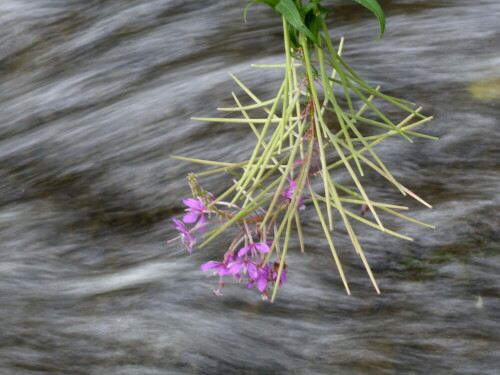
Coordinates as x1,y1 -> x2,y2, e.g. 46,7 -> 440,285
0,1 -> 499,374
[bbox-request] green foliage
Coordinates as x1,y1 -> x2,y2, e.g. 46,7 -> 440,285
351,0 -> 385,39
244,0 -> 386,43
276,0 -> 318,44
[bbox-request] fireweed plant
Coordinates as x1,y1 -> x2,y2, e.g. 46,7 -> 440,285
169,0 -> 436,301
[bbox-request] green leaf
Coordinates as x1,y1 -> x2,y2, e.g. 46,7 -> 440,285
300,0 -> 323,16
243,1 -> 257,21
304,4 -> 328,40
287,25 -> 300,49
275,0 -> 318,45
351,0 -> 386,40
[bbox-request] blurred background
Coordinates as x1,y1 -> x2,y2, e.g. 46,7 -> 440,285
0,1 -> 498,374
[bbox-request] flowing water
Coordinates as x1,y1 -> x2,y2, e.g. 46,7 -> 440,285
1,1 -> 499,374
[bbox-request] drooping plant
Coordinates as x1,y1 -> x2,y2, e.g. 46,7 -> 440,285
169,0 -> 435,301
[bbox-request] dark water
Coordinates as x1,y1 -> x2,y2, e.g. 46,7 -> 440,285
1,1 -> 499,374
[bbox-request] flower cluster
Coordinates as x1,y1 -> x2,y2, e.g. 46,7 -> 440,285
169,187 -> 290,300
200,246 -> 286,299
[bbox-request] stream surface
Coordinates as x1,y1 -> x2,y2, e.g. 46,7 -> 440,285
1,1 -> 499,374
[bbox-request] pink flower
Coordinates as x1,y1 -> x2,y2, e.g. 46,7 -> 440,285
237,242 -> 270,258
200,261 -> 231,276
227,259 -> 258,279
246,264 -> 270,293
172,218 -> 196,253
182,198 -> 207,233
282,179 -> 297,200
200,253 -> 236,295
270,259 -> 287,287
282,179 -> 304,207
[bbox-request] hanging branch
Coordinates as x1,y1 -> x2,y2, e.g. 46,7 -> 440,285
168,0 -> 435,302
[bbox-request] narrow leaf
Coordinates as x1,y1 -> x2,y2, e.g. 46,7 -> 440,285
351,0 -> 386,40
275,0 -> 318,44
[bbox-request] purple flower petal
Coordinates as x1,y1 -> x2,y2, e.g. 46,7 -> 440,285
182,212 -> 200,224
279,270 -> 287,285
193,199 -> 206,210
237,246 -> 251,258
282,179 -> 305,206
197,214 -> 207,233
218,266 -> 231,276
282,179 -> 297,199
182,198 -> 200,209
172,217 -> 184,229
256,277 -> 268,293
226,253 -> 236,263
201,261 -> 221,272
271,260 -> 287,286
182,238 -> 194,254
254,242 -> 270,253
172,218 -> 196,253
228,261 -> 243,275
183,197 -> 206,212
248,263 -> 259,280
173,218 -> 189,236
